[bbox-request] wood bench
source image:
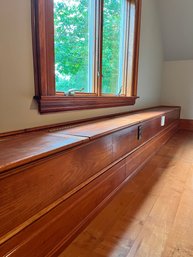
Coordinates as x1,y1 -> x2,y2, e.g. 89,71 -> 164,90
0,106 -> 180,257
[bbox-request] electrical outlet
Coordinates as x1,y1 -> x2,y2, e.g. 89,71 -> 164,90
161,116 -> 165,126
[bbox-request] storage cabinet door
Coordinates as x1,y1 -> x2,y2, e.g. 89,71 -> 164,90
0,134 -> 113,241
112,125 -> 139,160
140,116 -> 162,143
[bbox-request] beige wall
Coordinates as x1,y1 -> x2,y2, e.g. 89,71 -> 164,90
161,60 -> 193,119
0,0 -> 163,133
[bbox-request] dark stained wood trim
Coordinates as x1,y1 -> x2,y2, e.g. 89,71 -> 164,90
131,0 -> 142,96
31,0 -> 39,96
31,0 -> 55,96
96,0 -> 103,96
179,119 -> 193,131
0,105 -> 181,138
35,95 -> 138,113
45,0 -> 55,95
36,0 -> 48,96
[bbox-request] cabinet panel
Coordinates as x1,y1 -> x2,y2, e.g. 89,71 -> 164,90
0,160 -> 126,257
112,125 -> 139,160
125,120 -> 179,178
140,116 -> 162,143
0,135 -> 113,241
126,139 -> 155,178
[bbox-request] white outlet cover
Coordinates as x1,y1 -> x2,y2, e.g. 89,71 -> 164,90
161,116 -> 165,126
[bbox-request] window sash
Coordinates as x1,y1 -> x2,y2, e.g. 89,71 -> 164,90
32,0 -> 142,113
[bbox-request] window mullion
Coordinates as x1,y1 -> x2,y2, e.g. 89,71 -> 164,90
127,0 -> 136,96
132,0 -> 142,97
95,0 -> 104,96
124,0 -> 131,97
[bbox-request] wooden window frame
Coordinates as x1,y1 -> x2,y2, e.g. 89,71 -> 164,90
31,0 -> 142,113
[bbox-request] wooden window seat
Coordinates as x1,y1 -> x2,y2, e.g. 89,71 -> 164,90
0,106 -> 180,257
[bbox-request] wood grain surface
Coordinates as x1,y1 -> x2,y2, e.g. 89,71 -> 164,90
0,135 -> 113,243
0,107 -> 180,173
0,107 -> 181,257
0,132 -> 88,173
59,130 -> 193,257
63,107 -> 180,139
0,121 -> 178,257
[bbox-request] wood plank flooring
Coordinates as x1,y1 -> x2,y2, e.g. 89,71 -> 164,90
59,130 -> 193,257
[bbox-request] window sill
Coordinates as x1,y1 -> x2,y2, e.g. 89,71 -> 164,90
34,96 -> 139,113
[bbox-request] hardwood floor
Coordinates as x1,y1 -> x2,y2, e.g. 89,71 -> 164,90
59,130 -> 193,257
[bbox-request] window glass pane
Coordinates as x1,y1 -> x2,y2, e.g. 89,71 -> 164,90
54,0 -> 94,93
102,0 -> 125,95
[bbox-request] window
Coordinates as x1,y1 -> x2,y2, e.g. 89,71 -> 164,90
32,0 -> 142,113
54,0 -> 93,93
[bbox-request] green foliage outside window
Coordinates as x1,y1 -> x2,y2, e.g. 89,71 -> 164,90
102,0 -> 122,94
54,0 -> 123,94
54,0 -> 89,92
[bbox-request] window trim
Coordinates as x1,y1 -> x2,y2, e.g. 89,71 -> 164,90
31,0 -> 142,113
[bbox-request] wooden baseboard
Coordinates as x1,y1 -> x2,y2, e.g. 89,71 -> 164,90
180,119 -> 193,131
